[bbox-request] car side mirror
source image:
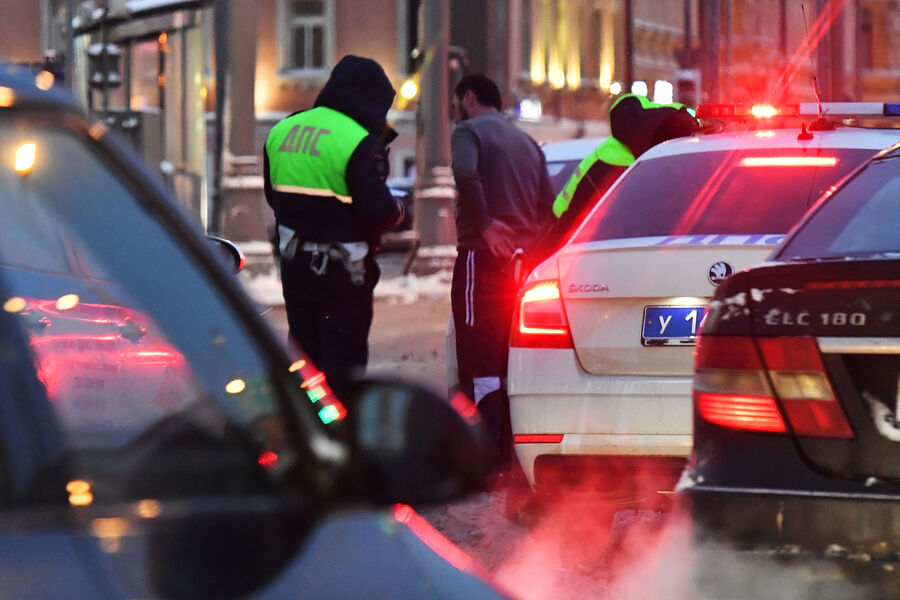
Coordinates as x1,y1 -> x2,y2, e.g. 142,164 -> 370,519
341,377 -> 490,506
205,235 -> 245,274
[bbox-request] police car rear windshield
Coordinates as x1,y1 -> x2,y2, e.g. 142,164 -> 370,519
776,157 -> 900,260
572,148 -> 875,243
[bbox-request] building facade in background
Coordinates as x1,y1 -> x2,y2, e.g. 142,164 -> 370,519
3,0 -> 900,242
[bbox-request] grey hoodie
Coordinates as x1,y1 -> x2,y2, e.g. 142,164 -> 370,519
451,112 -> 554,251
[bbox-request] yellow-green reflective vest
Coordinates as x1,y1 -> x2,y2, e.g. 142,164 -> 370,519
265,106 -> 368,204
551,136 -> 634,218
551,94 -> 687,218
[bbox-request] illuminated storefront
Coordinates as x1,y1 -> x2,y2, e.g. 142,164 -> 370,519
46,0 -> 213,227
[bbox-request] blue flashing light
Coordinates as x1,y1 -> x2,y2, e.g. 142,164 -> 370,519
884,103 -> 900,116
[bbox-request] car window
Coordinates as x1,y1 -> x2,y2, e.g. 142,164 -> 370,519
572,148 -> 876,243
0,181 -> 73,273
777,157 -> 900,260
0,118 -> 323,505
546,159 -> 580,195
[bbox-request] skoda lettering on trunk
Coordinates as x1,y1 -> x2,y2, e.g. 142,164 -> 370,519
567,283 -> 610,294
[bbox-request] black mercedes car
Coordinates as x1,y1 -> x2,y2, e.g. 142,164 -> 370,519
678,139 -> 900,595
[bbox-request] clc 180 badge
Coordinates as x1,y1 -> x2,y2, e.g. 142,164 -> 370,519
708,261 -> 734,285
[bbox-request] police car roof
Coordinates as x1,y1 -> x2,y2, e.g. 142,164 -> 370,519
642,126 -> 900,160
0,63 -> 81,113
542,136 -> 609,162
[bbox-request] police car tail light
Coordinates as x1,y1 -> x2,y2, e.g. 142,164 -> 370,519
694,335 -> 852,438
757,337 -> 853,439
510,280 -> 573,349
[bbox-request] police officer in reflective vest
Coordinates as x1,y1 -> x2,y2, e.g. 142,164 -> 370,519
542,94 -> 700,254
264,55 -> 404,397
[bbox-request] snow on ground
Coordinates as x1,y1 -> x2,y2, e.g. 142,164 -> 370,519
372,270 -> 451,303
238,266 -> 452,306
236,241 -> 454,307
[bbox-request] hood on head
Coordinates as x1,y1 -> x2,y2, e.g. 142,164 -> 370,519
609,94 -> 699,159
315,55 -> 396,135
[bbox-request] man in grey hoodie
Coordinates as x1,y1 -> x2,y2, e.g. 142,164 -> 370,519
450,74 -> 554,477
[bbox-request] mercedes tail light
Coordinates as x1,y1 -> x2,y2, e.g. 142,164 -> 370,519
509,280 -> 573,349
694,336 -> 853,438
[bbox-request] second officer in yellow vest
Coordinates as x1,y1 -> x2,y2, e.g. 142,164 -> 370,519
538,94 -> 700,258
264,55 -> 404,397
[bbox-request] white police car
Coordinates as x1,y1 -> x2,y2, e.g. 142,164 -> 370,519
508,103 -> 900,502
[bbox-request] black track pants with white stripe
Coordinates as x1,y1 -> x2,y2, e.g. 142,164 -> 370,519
451,248 -> 518,472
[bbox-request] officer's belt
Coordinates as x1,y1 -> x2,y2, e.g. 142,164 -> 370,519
277,225 -> 368,285
299,241 -> 369,260
301,241 -> 368,285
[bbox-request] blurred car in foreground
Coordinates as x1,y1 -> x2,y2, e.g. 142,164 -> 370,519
509,103 -> 900,505
678,139 -> 900,596
0,66 -> 507,598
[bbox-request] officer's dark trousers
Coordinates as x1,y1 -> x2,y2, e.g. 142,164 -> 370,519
280,251 -> 379,399
451,248 -> 517,475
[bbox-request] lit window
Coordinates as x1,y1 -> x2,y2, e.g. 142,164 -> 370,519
280,0 -> 333,73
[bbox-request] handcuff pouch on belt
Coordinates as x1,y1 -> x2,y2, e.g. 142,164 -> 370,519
277,224 -> 368,286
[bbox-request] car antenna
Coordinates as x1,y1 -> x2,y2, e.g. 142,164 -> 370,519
800,3 -> 833,137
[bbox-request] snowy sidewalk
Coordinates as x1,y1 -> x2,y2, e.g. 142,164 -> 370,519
235,242 -> 454,307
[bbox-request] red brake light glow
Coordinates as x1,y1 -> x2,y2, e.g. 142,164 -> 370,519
693,335 -> 853,438
696,392 -> 787,433
757,338 -> 853,438
509,280 -> 573,349
514,434 -> 564,444
740,156 -> 838,168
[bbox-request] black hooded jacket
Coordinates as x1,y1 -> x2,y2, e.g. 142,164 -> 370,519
546,95 -> 699,254
263,55 -> 402,246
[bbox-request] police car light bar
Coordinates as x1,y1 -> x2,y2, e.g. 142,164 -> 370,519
698,102 -> 900,119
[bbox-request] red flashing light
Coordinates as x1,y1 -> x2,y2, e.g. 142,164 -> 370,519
750,105 -> 780,119
740,156 -> 838,168
514,434 -> 563,444
697,103 -> 799,119
509,280 -> 573,349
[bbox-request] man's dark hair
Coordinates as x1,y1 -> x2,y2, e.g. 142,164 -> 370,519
454,74 -> 502,111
